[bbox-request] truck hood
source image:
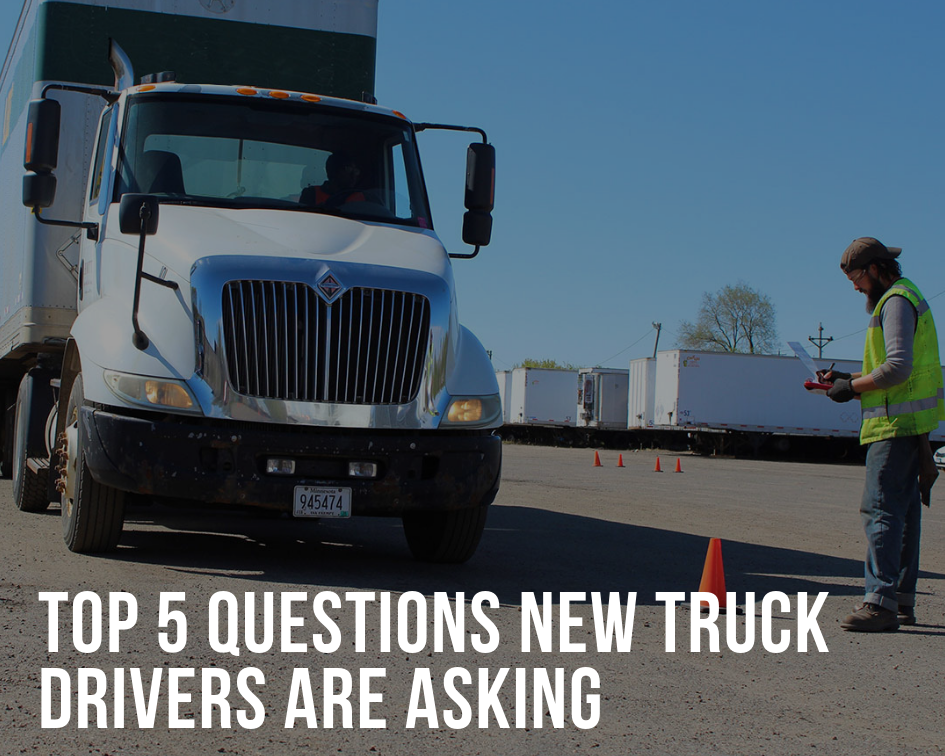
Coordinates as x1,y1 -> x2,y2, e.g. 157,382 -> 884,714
78,204 -> 498,430
106,204 -> 451,282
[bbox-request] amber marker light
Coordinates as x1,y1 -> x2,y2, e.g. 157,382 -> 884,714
442,395 -> 501,427
447,399 -> 483,424
392,111 -> 408,120
138,85 -> 156,92
269,90 -> 289,99
144,380 -> 194,410
301,94 -> 322,103
104,371 -> 201,414
236,87 -> 258,96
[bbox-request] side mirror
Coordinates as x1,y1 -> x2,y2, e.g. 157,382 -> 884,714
462,142 -> 495,248
22,173 -> 57,209
119,194 -> 160,236
416,124 -> 496,259
22,98 -> 62,209
24,99 -> 61,174
462,210 -> 493,248
464,142 -> 495,212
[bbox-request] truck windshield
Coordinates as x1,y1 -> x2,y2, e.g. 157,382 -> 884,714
116,94 -> 432,228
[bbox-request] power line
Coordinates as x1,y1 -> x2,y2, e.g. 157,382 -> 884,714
487,352 -> 514,369
596,327 -> 663,366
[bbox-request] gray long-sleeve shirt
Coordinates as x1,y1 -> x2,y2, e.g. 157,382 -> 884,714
869,294 -> 916,389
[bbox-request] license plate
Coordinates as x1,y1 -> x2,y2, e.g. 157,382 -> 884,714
293,486 -> 351,518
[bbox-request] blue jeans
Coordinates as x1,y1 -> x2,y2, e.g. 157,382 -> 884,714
861,436 -> 922,612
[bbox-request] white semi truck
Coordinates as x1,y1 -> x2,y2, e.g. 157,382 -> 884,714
0,0 -> 501,562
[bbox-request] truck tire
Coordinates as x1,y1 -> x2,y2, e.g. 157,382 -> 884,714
60,374 -> 125,553
402,505 -> 489,564
12,372 -> 52,512
1,387 -> 16,479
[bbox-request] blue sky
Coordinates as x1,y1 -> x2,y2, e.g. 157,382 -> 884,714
3,1 -> 943,370
375,1 -> 945,370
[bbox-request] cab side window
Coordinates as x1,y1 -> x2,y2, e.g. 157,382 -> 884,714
88,107 -> 113,205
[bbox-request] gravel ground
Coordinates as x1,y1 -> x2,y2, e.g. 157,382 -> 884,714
1,443 -> 944,755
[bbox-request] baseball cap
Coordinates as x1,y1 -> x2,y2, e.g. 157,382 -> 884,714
840,237 -> 902,272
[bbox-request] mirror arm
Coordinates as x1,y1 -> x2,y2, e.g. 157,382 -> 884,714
141,271 -> 178,290
33,209 -> 99,241
131,202 -> 153,351
448,246 -> 480,260
40,83 -> 119,105
414,123 -> 488,144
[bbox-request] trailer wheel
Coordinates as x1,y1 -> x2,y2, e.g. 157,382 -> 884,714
402,505 -> 489,564
12,372 -> 52,512
60,374 -> 125,553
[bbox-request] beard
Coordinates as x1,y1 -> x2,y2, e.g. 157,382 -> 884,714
864,274 -> 892,313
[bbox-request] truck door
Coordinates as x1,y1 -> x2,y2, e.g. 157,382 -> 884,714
79,105 -> 116,309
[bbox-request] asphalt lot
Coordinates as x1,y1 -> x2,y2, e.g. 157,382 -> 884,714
2,443 -> 944,755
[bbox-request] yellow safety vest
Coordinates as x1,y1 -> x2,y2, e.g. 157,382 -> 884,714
860,278 -> 945,444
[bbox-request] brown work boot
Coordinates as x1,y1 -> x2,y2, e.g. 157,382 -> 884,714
840,603 -> 899,632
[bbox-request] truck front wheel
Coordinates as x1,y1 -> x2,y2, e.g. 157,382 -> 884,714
402,506 -> 489,563
59,374 -> 125,553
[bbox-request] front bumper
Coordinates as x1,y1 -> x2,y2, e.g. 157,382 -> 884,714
79,407 -> 501,515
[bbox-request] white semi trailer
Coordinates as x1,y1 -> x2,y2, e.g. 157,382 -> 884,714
650,349 -> 945,452
0,0 -> 501,562
628,357 -> 656,429
577,367 -> 628,430
506,367 -> 577,428
652,350 -> 865,436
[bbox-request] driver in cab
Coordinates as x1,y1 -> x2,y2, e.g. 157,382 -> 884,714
301,151 -> 366,208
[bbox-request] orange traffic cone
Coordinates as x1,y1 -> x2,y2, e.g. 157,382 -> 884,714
698,538 -> 727,609
594,450 -> 602,467
654,456 -> 662,472
674,458 -> 683,473
617,454 -> 625,467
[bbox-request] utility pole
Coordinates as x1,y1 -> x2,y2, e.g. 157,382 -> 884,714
808,323 -> 833,358
652,322 -> 662,359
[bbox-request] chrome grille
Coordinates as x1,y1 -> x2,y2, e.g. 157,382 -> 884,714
222,281 -> 430,404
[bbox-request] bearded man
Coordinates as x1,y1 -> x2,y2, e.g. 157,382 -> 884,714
823,237 -> 944,632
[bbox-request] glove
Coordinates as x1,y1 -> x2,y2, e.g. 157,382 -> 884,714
817,369 -> 851,382
827,377 -> 858,403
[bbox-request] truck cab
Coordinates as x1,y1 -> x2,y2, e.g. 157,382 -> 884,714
14,45 -> 501,563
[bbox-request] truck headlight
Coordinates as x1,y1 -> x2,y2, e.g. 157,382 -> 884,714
104,370 -> 201,414
442,394 -> 502,427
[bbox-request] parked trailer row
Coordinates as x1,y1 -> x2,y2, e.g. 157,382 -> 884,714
497,351 -> 945,456
496,367 -> 630,430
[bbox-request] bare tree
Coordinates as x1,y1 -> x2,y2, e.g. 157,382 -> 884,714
677,283 -> 779,354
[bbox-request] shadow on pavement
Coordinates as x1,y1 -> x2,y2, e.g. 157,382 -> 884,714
105,502 -> 945,607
